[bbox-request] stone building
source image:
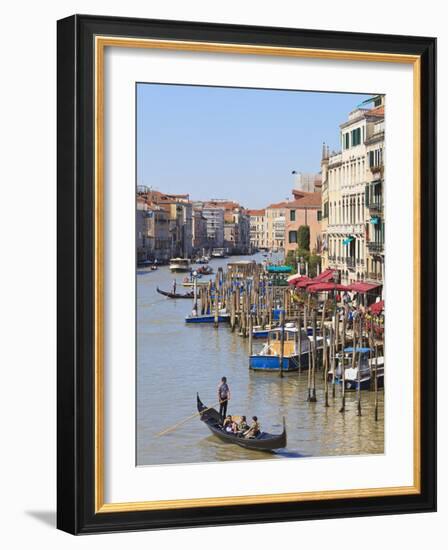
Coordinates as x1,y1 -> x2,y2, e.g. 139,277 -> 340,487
192,208 -> 209,254
136,188 -> 192,261
284,191 -> 322,256
320,95 -> 385,285
248,209 -> 267,250
201,205 -> 225,248
265,202 -> 287,251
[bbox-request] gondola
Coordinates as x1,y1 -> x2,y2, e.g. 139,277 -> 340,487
196,394 -> 287,451
156,287 -> 194,299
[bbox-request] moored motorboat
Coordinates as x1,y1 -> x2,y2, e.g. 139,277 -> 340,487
156,287 -> 194,299
196,394 -> 286,451
333,347 -> 384,390
251,325 -> 272,339
211,248 -> 226,258
249,325 -> 325,371
182,280 -> 210,288
185,312 -> 230,324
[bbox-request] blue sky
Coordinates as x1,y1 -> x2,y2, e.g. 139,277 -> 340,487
137,84 -> 372,209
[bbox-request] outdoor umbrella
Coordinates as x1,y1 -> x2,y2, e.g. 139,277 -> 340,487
369,299 -> 384,315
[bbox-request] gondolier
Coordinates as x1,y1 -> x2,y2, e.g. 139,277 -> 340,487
217,376 -> 230,420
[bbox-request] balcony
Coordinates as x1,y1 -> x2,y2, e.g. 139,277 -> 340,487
367,272 -> 383,282
368,200 -> 383,212
346,257 -> 356,270
327,223 -> 364,235
367,241 -> 384,254
369,163 -> 384,177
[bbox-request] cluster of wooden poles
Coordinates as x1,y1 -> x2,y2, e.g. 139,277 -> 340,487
194,263 -> 383,420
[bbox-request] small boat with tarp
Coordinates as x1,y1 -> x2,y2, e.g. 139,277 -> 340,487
156,287 -> 194,299
196,394 -> 287,451
333,347 -> 384,390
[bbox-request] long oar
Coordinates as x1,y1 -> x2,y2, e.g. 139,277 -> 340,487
155,401 -> 221,437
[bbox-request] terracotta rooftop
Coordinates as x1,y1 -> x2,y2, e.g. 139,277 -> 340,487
204,200 -> 241,210
247,209 -> 265,216
266,201 -> 289,209
285,192 -> 322,208
367,105 -> 385,117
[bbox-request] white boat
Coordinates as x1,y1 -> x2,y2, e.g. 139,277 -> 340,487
211,248 -> 226,258
169,258 -> 191,272
332,348 -> 384,390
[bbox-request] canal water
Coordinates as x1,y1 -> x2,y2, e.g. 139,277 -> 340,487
137,252 -> 384,466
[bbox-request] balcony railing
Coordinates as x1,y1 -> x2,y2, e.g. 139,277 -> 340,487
368,200 -> 383,212
346,257 -> 356,269
367,241 -> 384,253
369,162 -> 384,174
367,272 -> 383,282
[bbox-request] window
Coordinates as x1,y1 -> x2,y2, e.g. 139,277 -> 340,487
343,132 -> 350,149
290,209 -> 296,222
288,231 -> 297,244
351,127 -> 361,146
369,148 -> 383,168
317,210 -> 322,222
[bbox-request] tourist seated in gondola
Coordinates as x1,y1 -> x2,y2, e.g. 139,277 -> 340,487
223,415 -> 233,432
236,415 -> 249,435
243,416 -> 261,438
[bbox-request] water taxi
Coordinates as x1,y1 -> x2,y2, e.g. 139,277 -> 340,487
169,258 -> 191,272
211,248 -> 226,258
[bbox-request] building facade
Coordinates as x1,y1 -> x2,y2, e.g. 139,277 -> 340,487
284,192 -> 322,257
223,207 -> 250,255
364,105 -> 385,283
192,208 -> 209,253
248,209 -> 267,250
321,96 -> 385,285
201,205 -> 225,248
265,202 -> 286,250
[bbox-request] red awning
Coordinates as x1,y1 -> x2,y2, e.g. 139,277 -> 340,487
287,273 -> 306,284
292,269 -> 336,288
292,276 -> 313,288
348,282 -> 382,293
314,268 -> 335,283
307,282 -> 349,293
369,300 -> 384,314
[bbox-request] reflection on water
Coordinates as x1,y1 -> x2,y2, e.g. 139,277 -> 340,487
137,253 -> 384,466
